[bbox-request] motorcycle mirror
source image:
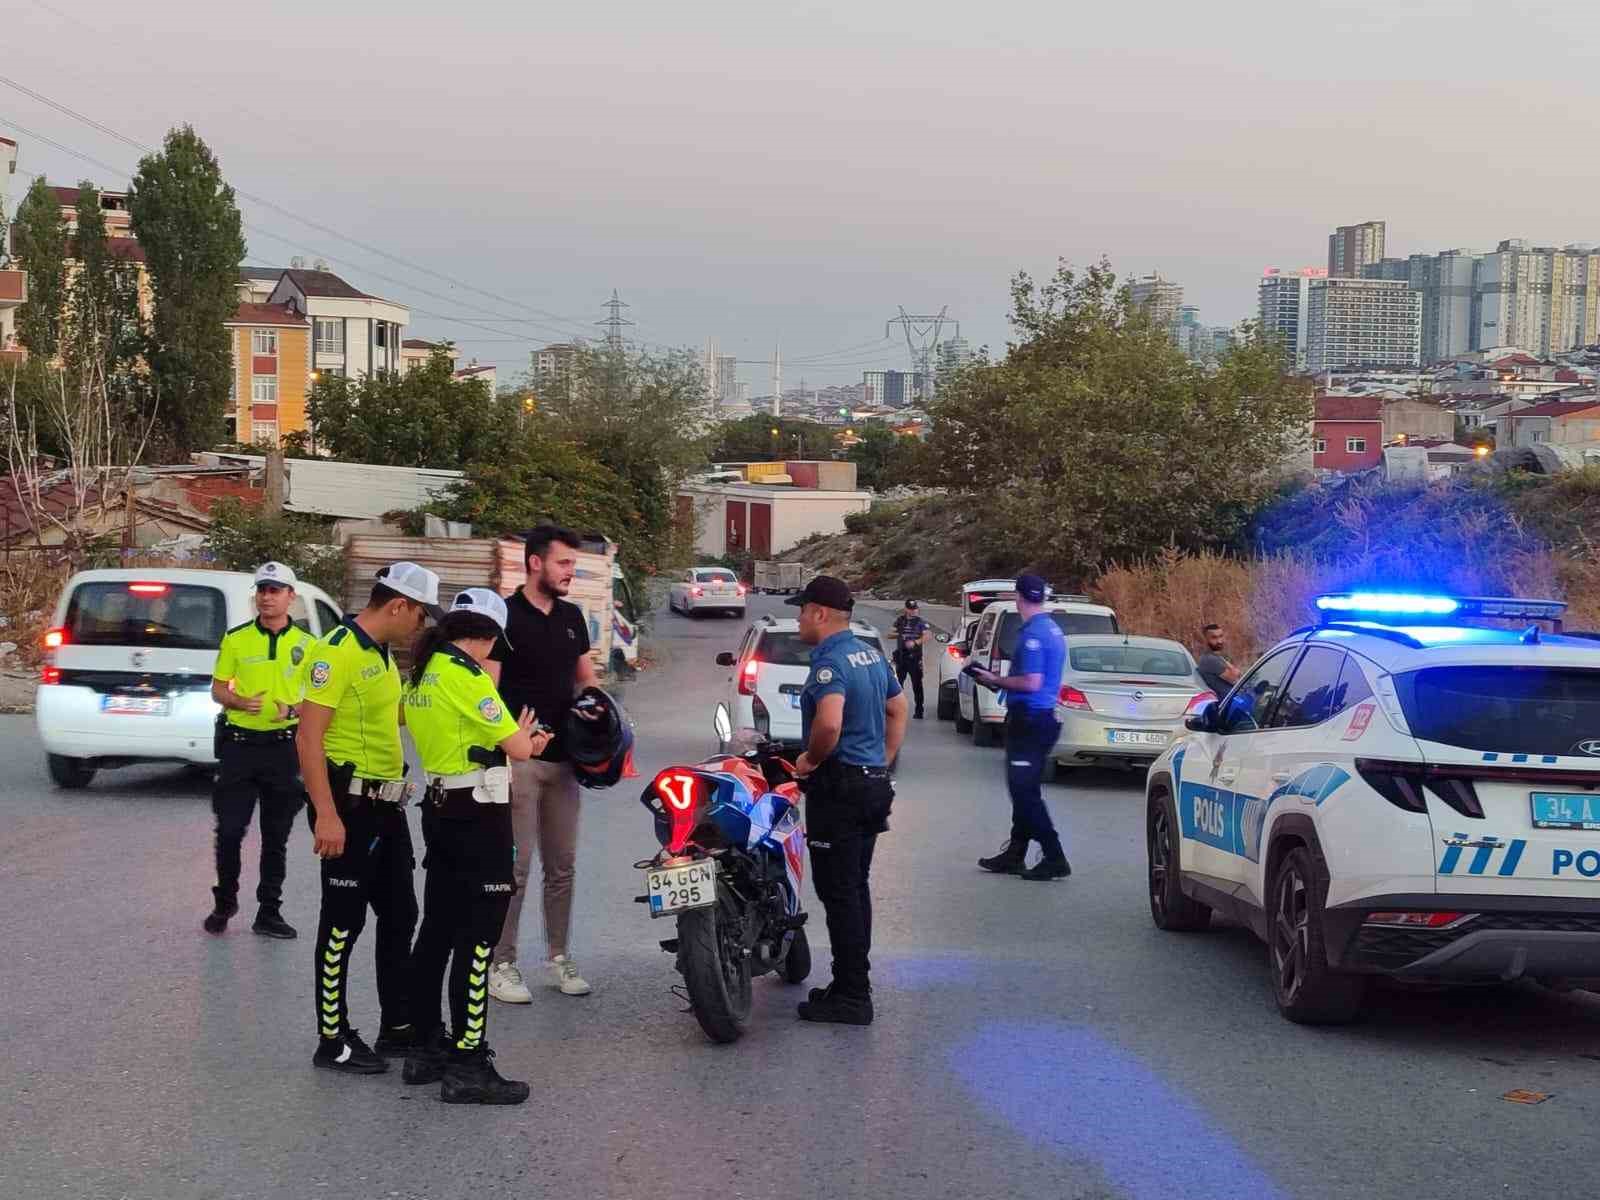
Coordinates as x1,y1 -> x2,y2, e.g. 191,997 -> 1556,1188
713,705 -> 733,744
714,651 -> 735,667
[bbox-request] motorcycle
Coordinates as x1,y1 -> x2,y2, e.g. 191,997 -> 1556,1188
635,730 -> 811,1043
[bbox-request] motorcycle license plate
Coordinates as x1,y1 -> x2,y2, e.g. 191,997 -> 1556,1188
646,860 -> 717,917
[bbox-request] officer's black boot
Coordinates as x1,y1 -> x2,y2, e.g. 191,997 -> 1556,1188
252,908 -> 297,939
1021,852 -> 1071,881
797,985 -> 873,1026
401,1027 -> 451,1086
373,1023 -> 421,1057
203,893 -> 238,934
440,1046 -> 530,1105
312,1029 -> 388,1075
977,839 -> 1029,875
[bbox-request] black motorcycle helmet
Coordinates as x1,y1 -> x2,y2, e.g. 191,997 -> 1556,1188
564,686 -> 636,790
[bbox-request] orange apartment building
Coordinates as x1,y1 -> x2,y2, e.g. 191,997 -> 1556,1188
224,302 -> 311,446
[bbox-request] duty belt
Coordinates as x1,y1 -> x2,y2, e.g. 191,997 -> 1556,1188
821,761 -> 891,779
224,725 -> 297,744
348,776 -> 411,804
427,769 -> 486,789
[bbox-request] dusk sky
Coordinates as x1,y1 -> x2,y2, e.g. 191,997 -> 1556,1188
8,0 -> 1600,389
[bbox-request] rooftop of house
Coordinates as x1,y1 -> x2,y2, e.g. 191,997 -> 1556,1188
1315,394 -> 1384,421
225,301 -> 310,329
279,269 -> 376,301
1509,399 -> 1600,419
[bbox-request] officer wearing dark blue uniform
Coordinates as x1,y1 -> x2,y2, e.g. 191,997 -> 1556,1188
972,574 -> 1071,880
889,599 -> 930,719
789,575 -> 908,1025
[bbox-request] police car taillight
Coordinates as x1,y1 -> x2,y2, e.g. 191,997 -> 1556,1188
1363,912 -> 1474,929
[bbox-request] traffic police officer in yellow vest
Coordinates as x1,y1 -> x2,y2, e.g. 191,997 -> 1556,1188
203,561 -> 312,940
400,589 -> 550,1104
297,562 -> 441,1075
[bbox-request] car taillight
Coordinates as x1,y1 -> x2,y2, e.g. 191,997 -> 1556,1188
1364,912 -> 1474,929
1058,686 -> 1091,711
1184,692 -> 1214,715
41,665 -> 61,685
43,627 -> 66,650
946,645 -> 963,659
1355,758 -> 1484,819
653,770 -> 704,853
128,582 -> 168,595
737,659 -> 759,696
691,586 -> 704,598
736,584 -> 747,596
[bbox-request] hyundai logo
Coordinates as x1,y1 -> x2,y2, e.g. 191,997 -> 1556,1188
1576,740 -> 1600,757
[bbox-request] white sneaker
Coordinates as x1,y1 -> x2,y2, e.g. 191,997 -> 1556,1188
549,955 -> 592,996
488,961 -> 532,1004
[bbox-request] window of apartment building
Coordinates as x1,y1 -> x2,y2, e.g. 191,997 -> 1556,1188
252,421 -> 278,445
252,375 -> 278,404
374,322 -> 388,349
1346,437 -> 1367,453
252,329 -> 277,356
229,349 -> 238,404
315,318 -> 344,354
1314,438 -> 1327,453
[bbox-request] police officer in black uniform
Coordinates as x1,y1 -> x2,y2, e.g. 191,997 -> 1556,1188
889,598 -> 930,719
789,575 -> 908,1026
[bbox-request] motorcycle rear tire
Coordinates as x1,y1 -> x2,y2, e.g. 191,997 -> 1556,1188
777,926 -> 811,985
679,903 -> 752,1043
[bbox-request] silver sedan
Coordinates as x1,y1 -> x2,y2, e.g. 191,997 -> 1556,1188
1050,635 -> 1215,774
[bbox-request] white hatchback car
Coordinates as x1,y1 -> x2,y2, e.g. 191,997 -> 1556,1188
36,568 -> 343,788
954,597 -> 1119,746
711,615 -> 888,751
1147,591 -> 1600,1024
669,567 -> 748,618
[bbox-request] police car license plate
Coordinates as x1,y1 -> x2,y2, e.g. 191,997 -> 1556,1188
646,860 -> 717,917
1106,729 -> 1168,747
1530,792 -> 1600,831
101,695 -> 170,716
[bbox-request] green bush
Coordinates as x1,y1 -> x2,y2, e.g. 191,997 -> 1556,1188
204,498 -> 343,596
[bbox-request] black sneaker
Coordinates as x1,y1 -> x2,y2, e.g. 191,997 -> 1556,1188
440,1047 -> 530,1105
312,1030 -> 388,1075
401,1029 -> 451,1086
797,990 -> 873,1026
1020,854 -> 1071,881
202,898 -> 238,935
251,910 -> 297,939
914,710 -> 924,720
373,1024 -> 421,1057
977,840 -> 1028,875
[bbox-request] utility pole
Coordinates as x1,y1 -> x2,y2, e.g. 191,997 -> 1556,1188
771,341 -> 782,417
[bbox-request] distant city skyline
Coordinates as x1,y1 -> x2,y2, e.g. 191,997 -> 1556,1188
9,1 -> 1600,385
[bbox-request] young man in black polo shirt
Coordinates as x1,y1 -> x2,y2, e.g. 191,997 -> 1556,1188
485,524 -> 600,1001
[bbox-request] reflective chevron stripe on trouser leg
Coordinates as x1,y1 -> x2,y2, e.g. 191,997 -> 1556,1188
456,944 -> 491,1050
319,926 -> 350,1040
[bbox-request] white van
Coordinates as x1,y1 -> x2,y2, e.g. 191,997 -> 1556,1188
36,568 -> 343,788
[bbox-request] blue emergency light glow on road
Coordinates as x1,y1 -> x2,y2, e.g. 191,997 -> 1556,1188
1315,592 -> 1460,617
949,1021 -> 1287,1200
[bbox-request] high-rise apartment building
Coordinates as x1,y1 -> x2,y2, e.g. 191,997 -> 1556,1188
1473,240 -> 1600,356
861,370 -> 887,407
716,355 -> 738,404
1411,250 -> 1479,364
1327,221 -> 1386,279
1306,278 -> 1421,372
938,336 -> 973,378
1257,268 -> 1325,370
1128,272 -> 1183,337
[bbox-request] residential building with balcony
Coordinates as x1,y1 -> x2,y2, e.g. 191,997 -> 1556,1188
1328,221 -> 1386,279
1258,268 -> 1324,370
1306,278 -> 1422,372
267,269 -> 407,381
224,301 -> 311,446
400,338 -> 458,374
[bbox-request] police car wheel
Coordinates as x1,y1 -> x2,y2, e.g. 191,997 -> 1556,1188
47,754 -> 96,789
1147,790 -> 1210,931
973,718 -> 999,748
936,688 -> 956,721
1268,845 -> 1365,1024
953,706 -> 972,734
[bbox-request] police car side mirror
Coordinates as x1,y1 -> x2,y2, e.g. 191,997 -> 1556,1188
935,633 -> 950,644
1184,701 -> 1219,733
714,652 -> 736,667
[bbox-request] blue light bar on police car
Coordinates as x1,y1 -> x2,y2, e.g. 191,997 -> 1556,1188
1315,593 -> 1460,617
1314,593 -> 1567,623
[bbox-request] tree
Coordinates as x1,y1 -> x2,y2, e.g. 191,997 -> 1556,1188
708,414 -> 837,462
845,424 -> 900,490
10,177 -> 68,359
203,497 -> 343,596
306,351 -> 505,467
928,258 -> 1311,582
129,125 -> 246,454
65,183 -> 144,389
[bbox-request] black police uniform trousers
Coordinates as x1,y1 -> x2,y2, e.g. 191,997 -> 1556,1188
805,762 -> 894,998
1005,706 -> 1064,858
212,727 -> 301,913
894,651 -> 925,716
409,789 -> 515,1050
308,762 -> 418,1043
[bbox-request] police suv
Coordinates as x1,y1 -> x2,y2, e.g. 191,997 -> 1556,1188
1147,592 -> 1600,1024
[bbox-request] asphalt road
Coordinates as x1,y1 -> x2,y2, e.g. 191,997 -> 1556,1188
3,594 -> 1600,1200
